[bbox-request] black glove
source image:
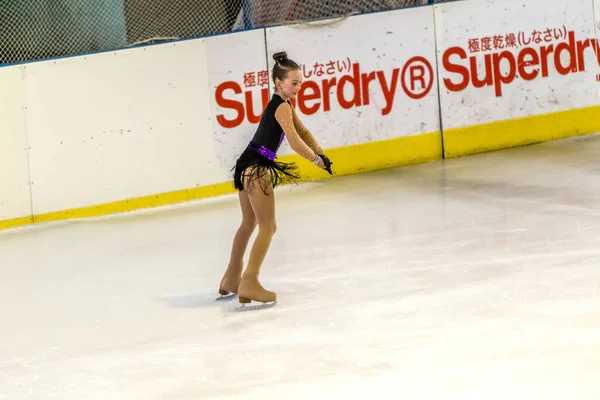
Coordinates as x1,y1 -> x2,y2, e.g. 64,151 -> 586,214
319,154 -> 333,175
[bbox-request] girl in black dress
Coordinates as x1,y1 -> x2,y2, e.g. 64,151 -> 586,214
218,51 -> 333,310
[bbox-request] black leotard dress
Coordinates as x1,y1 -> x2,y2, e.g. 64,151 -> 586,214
232,93 -> 301,192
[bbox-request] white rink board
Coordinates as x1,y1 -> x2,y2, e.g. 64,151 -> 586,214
596,0 -> 600,97
22,39 -> 220,215
207,29 -> 270,169
3,0 -> 600,224
266,7 -> 440,153
0,66 -> 32,220
435,0 -> 600,130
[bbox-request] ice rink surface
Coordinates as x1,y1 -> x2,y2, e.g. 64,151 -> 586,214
2,134 -> 600,399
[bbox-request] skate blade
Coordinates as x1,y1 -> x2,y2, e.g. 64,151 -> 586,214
234,300 -> 277,312
216,293 -> 237,301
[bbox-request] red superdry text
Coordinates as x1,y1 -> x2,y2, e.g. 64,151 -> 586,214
215,58 -> 433,129
443,31 -> 600,97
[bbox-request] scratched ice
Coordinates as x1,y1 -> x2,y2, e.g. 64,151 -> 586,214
1,134 -> 600,400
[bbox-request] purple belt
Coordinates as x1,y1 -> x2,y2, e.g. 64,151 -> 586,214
248,141 -> 277,161
248,133 -> 284,161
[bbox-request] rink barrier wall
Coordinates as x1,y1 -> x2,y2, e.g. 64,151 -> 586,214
436,0 -> 600,158
443,104 -> 600,158
0,65 -> 33,225
1,0 -> 600,231
0,131 -> 443,230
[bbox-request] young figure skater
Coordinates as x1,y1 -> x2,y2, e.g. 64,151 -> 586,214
218,51 -> 333,311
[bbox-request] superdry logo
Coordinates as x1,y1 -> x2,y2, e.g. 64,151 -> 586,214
442,30 -> 600,97
213,57 -> 434,129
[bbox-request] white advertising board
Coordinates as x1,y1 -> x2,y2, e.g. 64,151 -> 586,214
264,6 -> 440,154
596,0 -> 600,31
596,0 -> 600,96
206,29 -> 270,169
0,66 -> 32,221
4,0 -> 599,226
434,0 -> 600,130
22,39 -> 219,215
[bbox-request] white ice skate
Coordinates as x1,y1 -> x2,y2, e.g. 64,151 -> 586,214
216,289 -> 237,301
234,297 -> 277,311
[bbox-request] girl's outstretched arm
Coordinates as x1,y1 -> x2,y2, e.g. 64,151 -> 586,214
290,105 -> 324,154
275,103 -> 325,169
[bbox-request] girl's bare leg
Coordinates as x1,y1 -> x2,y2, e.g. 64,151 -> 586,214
237,168 -> 277,303
219,190 -> 257,296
